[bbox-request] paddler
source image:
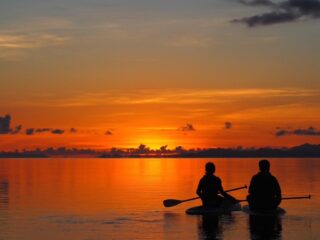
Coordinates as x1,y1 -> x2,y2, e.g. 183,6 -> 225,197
247,159 -> 282,211
196,162 -> 237,207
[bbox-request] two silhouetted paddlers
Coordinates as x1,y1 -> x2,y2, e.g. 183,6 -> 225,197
164,159 -> 310,212
197,159 -> 281,211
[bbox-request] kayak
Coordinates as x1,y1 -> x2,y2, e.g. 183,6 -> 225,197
186,202 -> 241,215
242,205 -> 286,216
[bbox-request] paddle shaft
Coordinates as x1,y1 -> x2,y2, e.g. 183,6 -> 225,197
282,195 -> 311,200
180,185 -> 247,203
238,195 -> 311,202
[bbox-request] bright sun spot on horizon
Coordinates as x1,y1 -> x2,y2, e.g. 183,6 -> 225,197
132,136 -> 177,149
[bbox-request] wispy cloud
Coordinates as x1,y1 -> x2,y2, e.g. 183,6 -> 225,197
0,33 -> 69,60
0,17 -> 71,60
237,0 -> 275,6
2,17 -> 74,33
16,88 -> 319,107
0,33 -> 68,49
168,35 -> 212,47
233,0 -> 320,27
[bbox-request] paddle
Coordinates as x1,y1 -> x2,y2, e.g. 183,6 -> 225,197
163,185 -> 247,208
282,195 -> 311,200
238,194 -> 311,202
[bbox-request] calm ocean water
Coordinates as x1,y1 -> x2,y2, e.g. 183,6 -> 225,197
0,158 -> 319,240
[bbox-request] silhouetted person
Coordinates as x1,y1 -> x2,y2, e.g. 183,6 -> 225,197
247,159 -> 281,211
197,162 -> 236,207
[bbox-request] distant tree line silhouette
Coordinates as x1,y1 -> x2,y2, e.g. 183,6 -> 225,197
1,143 -> 320,158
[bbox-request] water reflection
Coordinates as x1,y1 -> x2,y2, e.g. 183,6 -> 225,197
0,158 -> 318,240
198,214 -> 235,240
0,177 -> 9,239
249,215 -> 282,240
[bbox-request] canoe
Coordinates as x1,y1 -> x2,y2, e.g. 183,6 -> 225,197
242,205 -> 286,216
186,202 -> 241,215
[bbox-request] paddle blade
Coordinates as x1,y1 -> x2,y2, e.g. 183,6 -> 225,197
163,199 -> 182,207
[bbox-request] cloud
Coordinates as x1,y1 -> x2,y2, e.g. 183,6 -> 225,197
26,128 -> 35,135
238,0 -> 275,6
225,122 -> 233,129
233,0 -> 320,27
35,128 -> 51,133
0,17 -> 72,60
25,128 -> 65,135
25,88 -> 318,107
51,129 -> 65,134
0,33 -> 69,60
0,34 -> 68,49
178,123 -> 196,132
233,12 -> 298,27
105,130 -> 113,135
0,114 -> 22,134
0,115 -> 77,136
11,125 -> 22,134
0,115 -> 11,134
69,128 -> 77,133
275,126 -> 320,137
169,35 -> 212,47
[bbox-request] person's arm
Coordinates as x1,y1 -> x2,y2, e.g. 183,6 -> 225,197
217,179 -> 230,198
196,178 -> 203,198
248,176 -> 256,195
274,177 -> 282,202
247,176 -> 255,203
218,179 -> 228,197
218,179 -> 238,202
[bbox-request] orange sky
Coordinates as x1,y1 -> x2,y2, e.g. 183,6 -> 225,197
1,0 -> 320,150
1,88 -> 320,150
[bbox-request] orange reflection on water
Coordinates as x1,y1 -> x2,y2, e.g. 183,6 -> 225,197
0,158 -> 320,240
1,158 -> 317,213
0,159 -> 236,214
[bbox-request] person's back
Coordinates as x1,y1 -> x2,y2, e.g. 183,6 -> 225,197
247,160 -> 281,211
197,162 -> 236,207
197,174 -> 222,206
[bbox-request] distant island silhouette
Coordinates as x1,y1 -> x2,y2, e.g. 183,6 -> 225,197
1,143 -> 320,158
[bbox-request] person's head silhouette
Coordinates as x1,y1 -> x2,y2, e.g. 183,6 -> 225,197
259,159 -> 270,173
205,162 -> 215,175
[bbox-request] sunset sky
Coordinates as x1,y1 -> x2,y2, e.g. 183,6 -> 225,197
1,0 -> 320,150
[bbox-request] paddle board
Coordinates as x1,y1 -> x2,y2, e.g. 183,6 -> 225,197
186,202 -> 241,215
242,205 -> 286,216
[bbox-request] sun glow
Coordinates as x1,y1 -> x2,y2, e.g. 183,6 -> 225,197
131,136 -> 177,149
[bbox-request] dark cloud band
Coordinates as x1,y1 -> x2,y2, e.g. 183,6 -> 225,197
233,0 -> 320,27
275,126 -> 320,137
26,128 -> 65,135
